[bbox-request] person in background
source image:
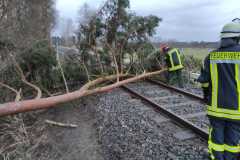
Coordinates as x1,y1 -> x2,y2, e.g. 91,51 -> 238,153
160,44 -> 184,87
197,18 -> 240,160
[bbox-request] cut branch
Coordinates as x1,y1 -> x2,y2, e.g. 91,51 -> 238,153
0,69 -> 167,117
45,120 -> 78,128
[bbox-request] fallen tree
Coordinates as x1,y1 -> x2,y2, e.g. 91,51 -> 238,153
0,69 -> 166,117
0,0 -> 164,117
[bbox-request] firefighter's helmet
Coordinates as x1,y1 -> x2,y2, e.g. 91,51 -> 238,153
160,44 -> 169,52
221,18 -> 240,38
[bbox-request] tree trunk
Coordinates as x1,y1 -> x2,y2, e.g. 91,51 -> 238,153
0,69 -> 167,117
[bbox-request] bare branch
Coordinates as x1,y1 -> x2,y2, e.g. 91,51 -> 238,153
56,48 -> 69,93
82,61 -> 90,82
10,54 -> 42,99
106,43 -> 120,82
0,82 -> 21,101
93,46 -> 104,74
77,56 -> 90,82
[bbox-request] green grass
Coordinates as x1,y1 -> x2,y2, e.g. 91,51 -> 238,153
181,48 -> 213,60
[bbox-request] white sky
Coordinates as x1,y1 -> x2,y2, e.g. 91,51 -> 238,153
55,0 -> 240,42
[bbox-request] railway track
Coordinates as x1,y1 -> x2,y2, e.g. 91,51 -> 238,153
97,85 -> 209,159
121,79 -> 209,141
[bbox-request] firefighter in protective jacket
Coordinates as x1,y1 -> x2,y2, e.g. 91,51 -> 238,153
197,18 -> 240,160
160,44 -> 184,87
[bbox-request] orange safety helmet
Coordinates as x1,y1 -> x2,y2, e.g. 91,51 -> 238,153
160,44 -> 169,53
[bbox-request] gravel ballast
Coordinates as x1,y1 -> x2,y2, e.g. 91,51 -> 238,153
126,81 -> 209,130
95,87 -> 209,160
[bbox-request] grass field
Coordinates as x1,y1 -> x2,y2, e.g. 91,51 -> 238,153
181,48 -> 213,60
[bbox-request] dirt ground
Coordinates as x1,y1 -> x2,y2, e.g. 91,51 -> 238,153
0,96 -> 103,160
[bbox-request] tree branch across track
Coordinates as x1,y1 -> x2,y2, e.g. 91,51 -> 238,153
0,69 -> 167,117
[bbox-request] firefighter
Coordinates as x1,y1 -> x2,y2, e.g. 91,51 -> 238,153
160,44 -> 184,87
197,18 -> 240,160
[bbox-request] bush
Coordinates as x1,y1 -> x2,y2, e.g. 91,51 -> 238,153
18,40 -> 59,89
182,55 -> 202,72
62,60 -> 88,83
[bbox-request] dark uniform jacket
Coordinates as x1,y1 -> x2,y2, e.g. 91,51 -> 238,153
198,39 -> 240,121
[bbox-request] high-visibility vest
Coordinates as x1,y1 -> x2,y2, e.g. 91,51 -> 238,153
207,51 -> 240,120
167,48 -> 184,72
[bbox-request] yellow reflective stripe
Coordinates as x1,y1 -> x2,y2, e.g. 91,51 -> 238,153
168,48 -> 178,55
207,110 -> 240,120
210,64 -> 218,108
167,49 -> 184,72
202,82 -> 209,88
208,127 -> 224,151
208,127 -> 213,153
208,141 -> 224,152
208,127 -> 216,160
224,144 -> 240,153
168,65 -> 184,71
210,154 -> 215,160
209,127 -> 212,141
210,52 -> 240,60
209,140 -> 240,153
207,106 -> 240,115
169,57 -> 174,69
168,49 -> 175,68
236,64 -> 240,111
214,64 -> 218,108
176,50 -> 183,66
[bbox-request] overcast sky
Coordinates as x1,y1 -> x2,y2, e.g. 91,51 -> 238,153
55,0 -> 240,42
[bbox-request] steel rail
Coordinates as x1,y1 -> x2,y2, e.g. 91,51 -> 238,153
141,80 -> 240,159
146,79 -> 204,102
121,84 -> 208,141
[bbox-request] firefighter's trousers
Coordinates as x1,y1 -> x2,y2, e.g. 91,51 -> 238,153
167,70 -> 183,88
208,118 -> 240,160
